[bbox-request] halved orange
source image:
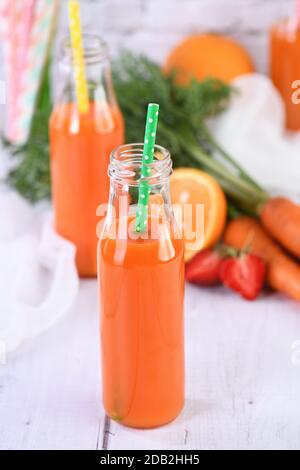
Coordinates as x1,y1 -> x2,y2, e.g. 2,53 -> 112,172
170,168 -> 227,262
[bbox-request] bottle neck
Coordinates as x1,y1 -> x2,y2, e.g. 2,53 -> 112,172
55,35 -> 116,107
109,144 -> 173,187
102,144 -> 174,236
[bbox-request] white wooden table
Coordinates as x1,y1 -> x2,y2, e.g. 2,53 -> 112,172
1,280 -> 300,450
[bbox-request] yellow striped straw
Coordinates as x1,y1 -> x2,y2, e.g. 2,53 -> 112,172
68,0 -> 89,114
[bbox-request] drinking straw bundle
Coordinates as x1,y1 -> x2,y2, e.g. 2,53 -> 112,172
0,0 -> 59,145
0,1 -> 25,142
68,0 -> 89,114
135,103 -> 160,233
16,0 -> 59,144
12,0 -> 36,142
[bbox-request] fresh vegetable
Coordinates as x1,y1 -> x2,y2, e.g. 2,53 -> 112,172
220,251 -> 266,301
185,249 -> 223,286
170,168 -> 227,261
164,34 -> 254,85
261,197 -> 300,259
224,217 -> 300,303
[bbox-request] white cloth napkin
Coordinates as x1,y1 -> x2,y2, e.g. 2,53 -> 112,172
0,189 -> 79,352
213,74 -> 300,199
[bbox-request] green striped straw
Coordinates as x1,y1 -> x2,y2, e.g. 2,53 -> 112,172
135,103 -> 160,233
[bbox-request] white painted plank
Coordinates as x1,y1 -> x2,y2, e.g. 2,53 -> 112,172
108,285 -> 300,450
0,280 -> 103,451
1,279 -> 300,449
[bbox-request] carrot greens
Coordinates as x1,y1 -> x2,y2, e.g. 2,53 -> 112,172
113,53 -> 268,214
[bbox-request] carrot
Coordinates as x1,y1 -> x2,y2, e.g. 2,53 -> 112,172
224,217 -> 300,303
260,197 -> 300,259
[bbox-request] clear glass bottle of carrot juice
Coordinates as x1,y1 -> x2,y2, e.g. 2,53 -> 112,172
98,144 -> 185,428
49,35 -> 124,277
270,18 -> 300,130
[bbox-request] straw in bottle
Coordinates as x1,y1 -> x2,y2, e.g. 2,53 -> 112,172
135,103 -> 160,233
68,0 -> 89,114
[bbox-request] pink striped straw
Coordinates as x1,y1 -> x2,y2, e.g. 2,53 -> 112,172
11,0 -> 37,141
9,1 -> 29,141
18,1 -> 37,87
1,0 -> 42,143
0,1 -> 35,142
6,2 -> 19,142
15,0 -> 59,144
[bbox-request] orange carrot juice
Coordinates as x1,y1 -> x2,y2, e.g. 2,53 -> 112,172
270,19 -> 300,130
98,143 -> 185,428
50,102 -> 124,277
99,223 -> 184,428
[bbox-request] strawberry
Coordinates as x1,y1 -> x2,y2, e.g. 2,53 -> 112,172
219,252 -> 266,301
185,249 -> 223,286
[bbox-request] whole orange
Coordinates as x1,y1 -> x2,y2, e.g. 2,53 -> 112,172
164,34 -> 254,85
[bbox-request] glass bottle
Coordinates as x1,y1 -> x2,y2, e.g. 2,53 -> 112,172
49,35 -> 124,277
98,144 -> 185,428
270,18 -> 300,130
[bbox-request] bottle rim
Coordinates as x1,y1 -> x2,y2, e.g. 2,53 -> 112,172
60,34 -> 108,65
109,143 -> 173,187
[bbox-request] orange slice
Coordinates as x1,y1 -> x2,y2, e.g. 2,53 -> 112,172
170,168 -> 227,262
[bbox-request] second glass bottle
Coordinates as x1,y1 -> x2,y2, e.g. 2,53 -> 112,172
50,35 -> 124,277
